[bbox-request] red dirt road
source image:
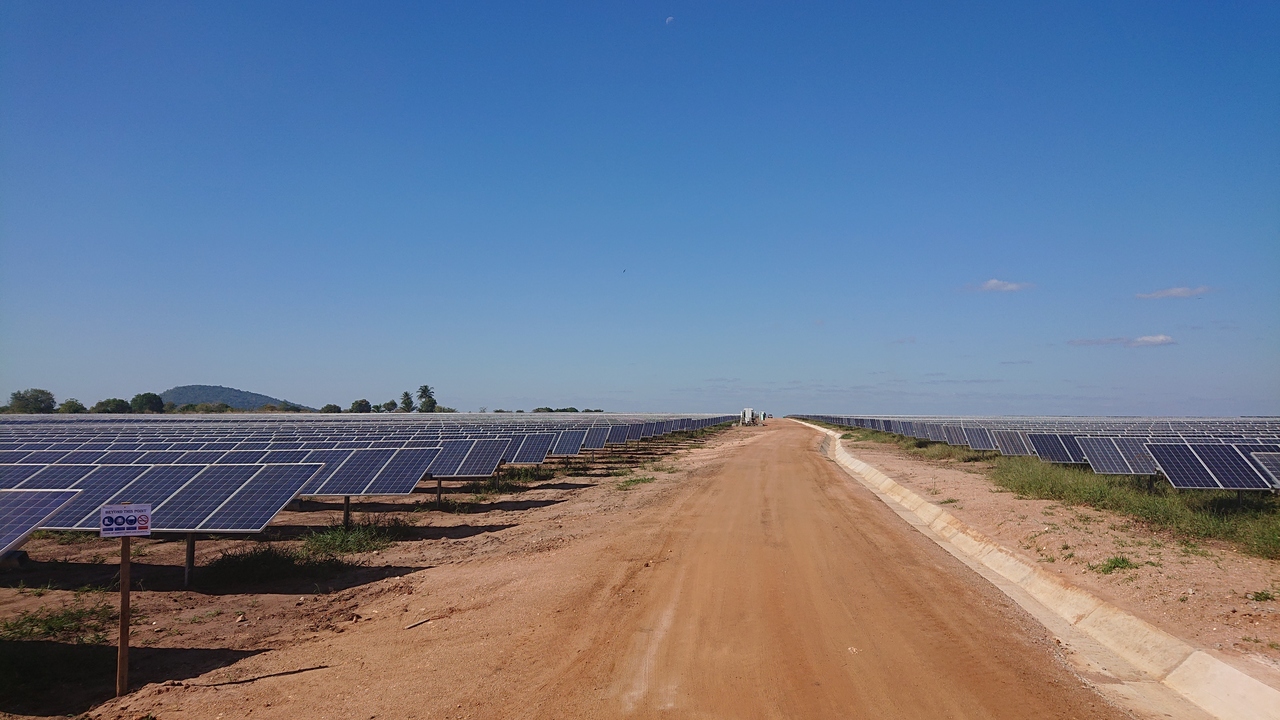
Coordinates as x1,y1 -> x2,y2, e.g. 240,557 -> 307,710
101,421 -> 1127,719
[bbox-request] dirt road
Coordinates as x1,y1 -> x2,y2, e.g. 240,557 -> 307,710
101,421 -> 1126,719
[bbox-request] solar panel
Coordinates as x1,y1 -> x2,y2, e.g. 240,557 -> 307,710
1058,435 -> 1087,463
942,425 -> 967,446
1147,444 -> 1220,489
199,464 -> 321,532
1,489 -> 80,556
316,449 -> 396,495
153,464 -> 263,530
606,425 -> 630,445
363,448 -> 441,494
1190,444 -> 1270,490
21,464 -> 97,489
992,430 -> 1031,456
1027,434 -> 1073,463
455,439 -> 510,477
1251,452 -> 1280,486
583,427 -> 609,450
512,433 -> 555,464
426,440 -> 476,477
40,465 -> 151,529
550,430 -> 586,457
963,428 -> 998,451
298,449 -> 355,493
1113,437 -> 1158,475
1077,438 -> 1132,475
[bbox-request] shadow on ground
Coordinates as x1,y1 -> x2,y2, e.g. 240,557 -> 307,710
0,640 -> 261,717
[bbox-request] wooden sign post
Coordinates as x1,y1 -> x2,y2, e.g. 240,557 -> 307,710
100,503 -> 151,697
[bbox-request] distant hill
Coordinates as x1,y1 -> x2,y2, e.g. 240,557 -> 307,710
159,385 -> 312,411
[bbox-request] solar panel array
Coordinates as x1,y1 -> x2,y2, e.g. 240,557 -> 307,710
0,413 -> 734,544
794,415 -> 1280,492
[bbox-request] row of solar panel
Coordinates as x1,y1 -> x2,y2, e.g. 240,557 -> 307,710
0,416 -> 735,544
797,416 -> 1280,491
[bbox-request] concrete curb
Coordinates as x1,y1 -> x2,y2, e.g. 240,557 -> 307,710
797,420 -> 1280,720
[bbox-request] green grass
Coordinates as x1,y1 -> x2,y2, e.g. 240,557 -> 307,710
1246,589 -> 1275,602
200,544 -> 352,586
27,530 -> 99,545
616,476 -> 656,490
0,599 -> 116,644
990,456 -> 1280,560
1090,555 -> 1139,574
302,517 -> 414,557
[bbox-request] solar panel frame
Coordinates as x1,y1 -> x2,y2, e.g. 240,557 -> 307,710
315,449 -> 397,496
199,464 -> 321,532
1027,434 -> 1073,463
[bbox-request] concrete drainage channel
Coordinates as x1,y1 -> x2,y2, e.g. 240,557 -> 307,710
796,420 -> 1280,720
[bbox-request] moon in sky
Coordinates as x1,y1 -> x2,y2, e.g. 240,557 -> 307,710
666,16 -> 674,25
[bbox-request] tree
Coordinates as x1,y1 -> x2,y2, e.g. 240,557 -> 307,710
400,391 -> 415,413
416,385 -> 437,413
349,399 -> 372,413
131,392 -> 164,414
320,403 -> 342,413
383,399 -> 398,412
9,389 -> 56,414
92,398 -> 132,413
57,398 -> 87,413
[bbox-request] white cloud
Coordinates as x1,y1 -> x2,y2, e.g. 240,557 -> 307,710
1128,334 -> 1176,347
1136,285 -> 1211,299
1068,335 -> 1176,348
979,279 -> 1031,292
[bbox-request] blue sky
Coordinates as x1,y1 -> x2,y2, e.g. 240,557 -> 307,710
2,1 -> 1276,415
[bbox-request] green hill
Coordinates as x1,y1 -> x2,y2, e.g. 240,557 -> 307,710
159,385 -> 311,411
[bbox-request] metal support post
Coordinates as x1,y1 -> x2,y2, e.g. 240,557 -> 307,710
184,533 -> 195,588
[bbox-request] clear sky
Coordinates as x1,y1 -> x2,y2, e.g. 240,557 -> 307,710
2,2 -> 1277,416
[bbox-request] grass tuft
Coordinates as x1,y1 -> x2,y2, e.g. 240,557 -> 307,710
200,544 -> 352,586
1246,589 -> 1275,602
303,516 -> 414,557
0,599 -> 116,644
1090,555 -> 1139,574
616,476 -> 656,491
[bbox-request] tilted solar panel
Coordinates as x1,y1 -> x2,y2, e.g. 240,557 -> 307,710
992,430 -> 1031,456
1058,435 -> 1087,463
153,464 -> 263,531
363,448 -> 441,494
1147,444 -> 1219,489
40,465 -> 150,529
963,428 -> 998,451
427,440 -> 476,477
1,489 -> 80,556
551,430 -> 587,457
1190,444 -> 1270,490
1113,438 -> 1158,475
455,439 -> 510,477
582,427 -> 609,450
1077,438 -> 1132,475
606,425 -> 630,445
316,449 -> 396,496
1027,434 -> 1073,463
200,464 -> 321,532
1251,452 -> 1280,486
512,433 -> 555,464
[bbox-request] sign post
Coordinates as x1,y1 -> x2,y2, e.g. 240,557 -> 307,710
100,503 -> 151,697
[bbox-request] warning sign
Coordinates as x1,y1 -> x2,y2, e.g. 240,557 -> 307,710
99,504 -> 151,538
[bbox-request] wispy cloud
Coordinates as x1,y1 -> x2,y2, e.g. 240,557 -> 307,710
1137,285 -> 1211,299
1069,334 -> 1176,348
1000,360 -> 1032,365
979,279 -> 1031,292
1129,334 -> 1176,347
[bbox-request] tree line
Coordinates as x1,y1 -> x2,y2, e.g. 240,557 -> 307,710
326,385 -> 457,414
1,388 -> 304,414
